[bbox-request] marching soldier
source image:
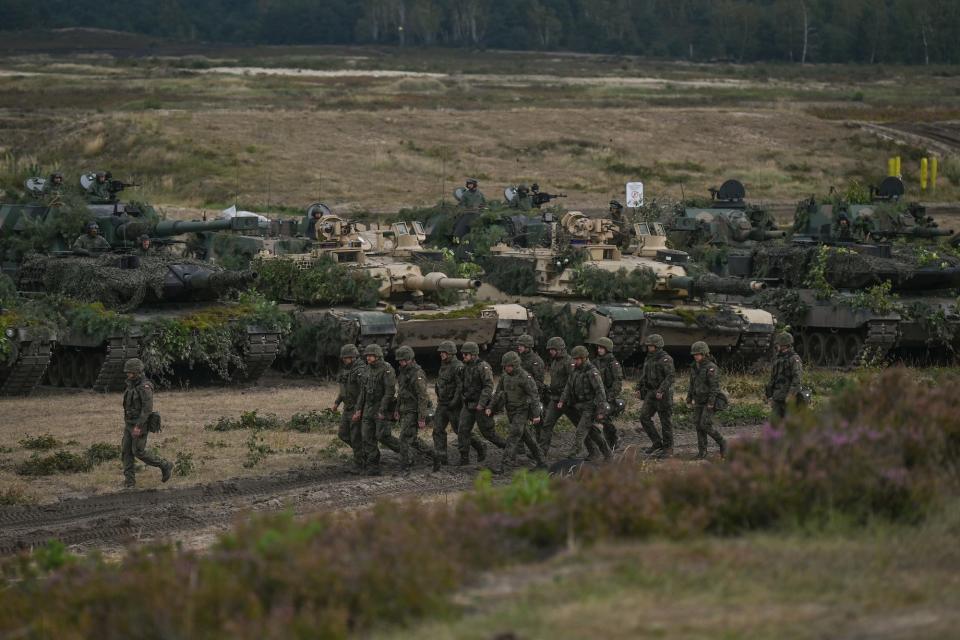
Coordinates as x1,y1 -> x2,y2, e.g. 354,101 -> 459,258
636,334 -> 675,457
516,334 -> 545,398
487,351 -> 546,473
121,358 -> 171,488
558,345 -> 612,461
686,342 -> 727,459
331,344 -> 365,473
457,342 -> 506,465
539,336 -> 578,456
395,346 -> 442,472
591,337 -> 623,451
766,333 -> 804,421
433,341 -> 484,465
352,344 -> 402,476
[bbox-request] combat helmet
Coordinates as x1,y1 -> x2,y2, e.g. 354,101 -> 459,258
437,340 -> 456,354
395,345 -> 415,361
123,358 -> 145,374
644,334 -> 665,348
570,345 -> 589,359
84,221 -> 100,233
609,200 -> 623,210
363,344 -> 384,358
593,337 -> 614,351
501,351 -> 521,368
546,336 -> 566,351
690,341 -> 710,355
460,341 -> 480,355
340,344 -> 359,358
517,334 -> 535,348
774,333 -> 795,347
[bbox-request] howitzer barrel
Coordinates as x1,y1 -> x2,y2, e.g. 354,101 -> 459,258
402,272 -> 481,292
749,229 -> 786,240
179,268 -> 257,292
668,275 -> 765,296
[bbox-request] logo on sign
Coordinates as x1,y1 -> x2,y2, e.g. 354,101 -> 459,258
626,181 -> 644,207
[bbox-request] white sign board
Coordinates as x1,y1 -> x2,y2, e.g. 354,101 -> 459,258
626,181 -> 644,207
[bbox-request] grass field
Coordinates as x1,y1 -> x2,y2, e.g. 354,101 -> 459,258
1,39 -> 959,214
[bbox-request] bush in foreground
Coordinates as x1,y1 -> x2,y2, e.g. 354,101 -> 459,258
1,370 -> 958,638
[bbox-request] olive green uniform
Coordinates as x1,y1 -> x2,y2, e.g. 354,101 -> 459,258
491,367 -> 545,469
121,375 -> 169,484
459,188 -> 486,210
560,360 -> 612,459
766,349 -> 804,420
396,361 -> 437,468
519,349 -> 546,399
334,359 -> 366,468
72,234 -> 110,252
87,179 -> 112,202
458,358 -> 506,462
356,359 -> 402,472
540,349 -> 579,455
510,194 -> 533,211
594,352 -> 623,451
433,356 -> 483,463
637,349 -> 675,450
687,357 -> 725,456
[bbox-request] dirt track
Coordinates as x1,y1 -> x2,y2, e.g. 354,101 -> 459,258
0,422 -> 761,557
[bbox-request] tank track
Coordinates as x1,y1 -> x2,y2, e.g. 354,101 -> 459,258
858,319 -> 898,365
608,321 -> 646,363
731,330 -> 774,366
0,339 -> 52,396
241,330 -> 282,382
93,335 -> 142,393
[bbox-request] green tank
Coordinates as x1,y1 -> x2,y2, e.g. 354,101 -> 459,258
0,199 -> 282,393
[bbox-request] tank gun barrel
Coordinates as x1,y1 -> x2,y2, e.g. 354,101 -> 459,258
871,228 -> 954,239
668,275 -> 766,296
402,272 -> 481,292
749,229 -> 786,241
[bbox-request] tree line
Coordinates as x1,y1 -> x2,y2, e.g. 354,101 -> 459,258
3,0 -> 959,64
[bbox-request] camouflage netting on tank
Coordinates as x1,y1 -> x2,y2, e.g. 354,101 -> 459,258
755,288 -> 810,328
531,302 -> 594,351
478,256 -> 539,296
17,254 -> 251,312
282,313 -> 350,362
572,265 -> 657,303
0,195 -> 94,259
253,255 -> 381,307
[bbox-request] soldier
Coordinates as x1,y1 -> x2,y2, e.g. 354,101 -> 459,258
331,343 -> 365,473
457,341 -> 505,464
540,336 -> 578,456
459,178 -> 487,210
766,333 -> 804,421
395,346 -> 442,472
686,342 -> 727,460
433,341 -> 483,465
352,344 -> 402,476
121,358 -> 171,488
636,334 -> 675,457
87,171 -> 112,201
305,208 -> 323,240
509,184 -> 533,211
516,334 -> 545,399
591,337 -> 623,451
487,351 -> 546,473
72,221 -> 111,253
558,345 -> 612,461
136,234 -> 153,256
41,172 -> 65,202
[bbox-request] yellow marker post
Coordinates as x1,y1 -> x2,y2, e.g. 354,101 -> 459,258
931,157 -> 938,191
888,157 -> 896,177
921,158 -> 929,190
895,156 -> 902,177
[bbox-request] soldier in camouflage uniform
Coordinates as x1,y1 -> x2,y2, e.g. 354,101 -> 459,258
331,343 -> 365,472
636,334 -> 675,457
41,172 -> 65,203
457,341 -> 505,465
539,336 -> 578,456
87,171 -> 112,202
487,351 -> 546,473
591,337 -> 623,451
509,184 -> 534,211
516,334 -> 545,399
686,342 -> 727,459
72,221 -> 111,253
766,333 -> 804,421
121,358 -> 171,488
433,341 -> 483,465
395,346 -> 442,472
558,346 -> 612,461
352,344 -> 402,476
459,178 -> 487,210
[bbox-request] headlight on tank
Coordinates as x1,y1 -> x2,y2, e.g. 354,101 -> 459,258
4,328 -> 14,338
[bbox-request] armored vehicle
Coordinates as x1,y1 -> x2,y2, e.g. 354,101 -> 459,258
0,306 -> 54,396
0,200 -> 282,391
254,214 -> 535,375
474,210 -> 775,364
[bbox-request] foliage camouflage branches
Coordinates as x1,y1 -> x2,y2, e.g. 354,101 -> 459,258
572,265 -> 657,303
478,255 -> 539,296
2,370 -> 958,636
254,254 -> 380,307
849,281 -> 899,315
530,302 -> 594,349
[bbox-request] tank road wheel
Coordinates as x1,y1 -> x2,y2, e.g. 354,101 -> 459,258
794,333 -> 806,361
804,332 -> 827,367
824,333 -> 844,368
294,359 -> 312,376
843,333 -> 863,367
46,353 -> 63,387
61,351 -> 78,388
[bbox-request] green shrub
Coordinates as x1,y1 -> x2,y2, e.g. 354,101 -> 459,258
85,442 -> 120,465
18,434 -> 62,451
16,451 -> 92,476
173,451 -> 194,476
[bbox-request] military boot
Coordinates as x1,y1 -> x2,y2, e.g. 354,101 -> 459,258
644,444 -> 662,455
717,436 -> 727,459
655,447 -> 673,459
455,452 -> 470,466
431,452 -> 442,472
161,462 -> 173,483
475,442 -> 487,462
123,477 -> 136,489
